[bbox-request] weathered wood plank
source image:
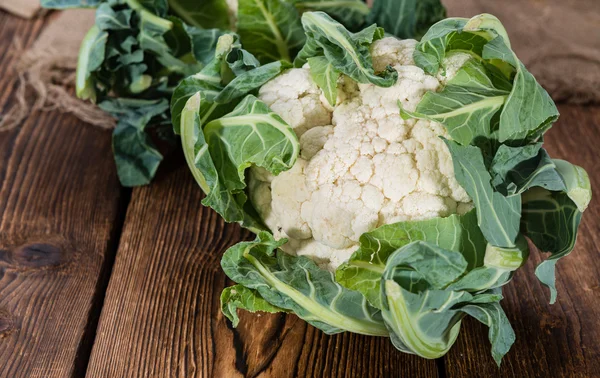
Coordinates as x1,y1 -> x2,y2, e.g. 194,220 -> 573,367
85,159 -> 439,378
444,105 -> 600,377
0,13 -> 125,378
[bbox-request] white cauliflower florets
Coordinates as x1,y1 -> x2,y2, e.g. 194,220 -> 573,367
250,37 -> 472,271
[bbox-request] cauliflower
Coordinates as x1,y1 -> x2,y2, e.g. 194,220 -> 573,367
248,37 -> 473,270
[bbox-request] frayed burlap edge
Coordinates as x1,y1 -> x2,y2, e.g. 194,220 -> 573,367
0,39 -> 115,132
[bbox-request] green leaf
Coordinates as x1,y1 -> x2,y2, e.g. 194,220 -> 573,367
460,302 -> 515,366
384,241 -> 469,290
73,0 -> 238,186
381,242 -> 515,363
221,232 -> 389,336
171,39 -> 286,133
490,143 -> 566,196
221,285 -> 285,327
138,13 -> 203,77
413,14 -> 559,144
181,94 -> 299,230
413,18 -> 485,75
182,27 -> 226,66
238,0 -> 306,63
553,159 -> 592,212
100,98 -> 170,187
168,0 -> 232,29
296,12 -> 397,88
444,140 -> 521,248
521,188 -> 584,304
41,0 -> 102,8
307,57 -> 340,106
448,236 -> 529,292
214,61 -> 289,103
76,26 -> 108,102
293,0 -> 369,30
335,210 -> 487,309
96,3 -> 133,30
135,0 -> 169,16
368,0 -> 446,39
482,36 -> 559,142
401,59 -> 509,148
170,72 -> 224,134
170,34 -> 241,133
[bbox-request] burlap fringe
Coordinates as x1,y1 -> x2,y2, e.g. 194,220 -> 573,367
0,39 -> 115,132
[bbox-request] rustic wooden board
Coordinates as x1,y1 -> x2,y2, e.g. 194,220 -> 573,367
85,160 -> 439,378
0,13 -> 125,378
444,106 -> 600,377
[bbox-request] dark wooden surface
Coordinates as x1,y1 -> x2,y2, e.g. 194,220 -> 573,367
0,12 -> 126,378
1,10 -> 599,378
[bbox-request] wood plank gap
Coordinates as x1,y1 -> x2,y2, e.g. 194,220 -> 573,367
72,188 -> 133,378
435,358 -> 447,378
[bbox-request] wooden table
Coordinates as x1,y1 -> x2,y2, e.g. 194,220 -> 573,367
1,11 -> 599,378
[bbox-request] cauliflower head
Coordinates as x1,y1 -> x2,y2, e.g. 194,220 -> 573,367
249,37 -> 473,270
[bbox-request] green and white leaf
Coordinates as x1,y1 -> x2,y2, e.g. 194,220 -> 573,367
100,98 -> 170,187
295,12 -> 397,88
181,94 -> 298,230
448,237 -> 529,292
460,302 -> 515,366
336,210 -> 486,309
168,0 -> 232,29
184,26 -> 228,65
214,61 -> 289,103
381,242 -> 514,364
41,0 -> 102,8
76,25 -> 108,101
238,0 -> 306,63
293,0 -> 369,30
307,56 -> 340,106
96,3 -> 133,30
402,59 -> 509,149
482,36 -> 559,142
221,285 -> 285,327
521,187 -> 585,304
490,143 -> 566,196
367,0 -> 446,39
413,14 -> 559,144
553,159 -> 592,212
444,140 -> 521,248
221,232 -> 389,336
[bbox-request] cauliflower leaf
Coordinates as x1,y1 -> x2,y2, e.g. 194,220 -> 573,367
221,232 -> 389,336
443,140 -> 521,249
181,93 -> 299,231
336,210 -> 486,309
295,12 -> 397,88
367,0 -> 446,39
238,0 -> 306,63
381,241 -> 515,365
221,285 -> 285,327
413,14 -> 559,144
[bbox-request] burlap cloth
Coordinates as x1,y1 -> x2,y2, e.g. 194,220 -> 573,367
0,0 -> 598,131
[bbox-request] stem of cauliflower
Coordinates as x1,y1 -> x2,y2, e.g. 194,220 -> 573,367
243,247 -> 390,336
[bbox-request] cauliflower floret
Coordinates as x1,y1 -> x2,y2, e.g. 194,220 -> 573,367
258,68 -> 332,136
251,37 -> 472,271
300,125 -> 334,160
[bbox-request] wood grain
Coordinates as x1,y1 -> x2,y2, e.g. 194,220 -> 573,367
0,13 -> 125,378
444,106 -> 600,377
85,160 -> 439,378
